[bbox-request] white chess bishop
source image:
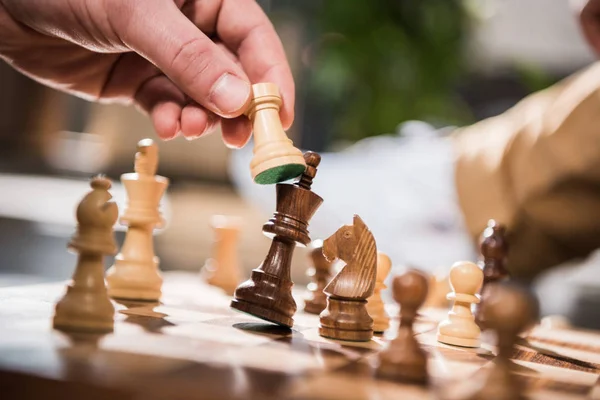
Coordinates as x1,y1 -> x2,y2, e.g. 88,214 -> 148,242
106,139 -> 169,301
437,261 -> 483,348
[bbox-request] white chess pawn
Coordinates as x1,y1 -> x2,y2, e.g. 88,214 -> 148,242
106,139 -> 169,301
437,261 -> 483,348
424,271 -> 451,309
367,252 -> 391,333
201,215 -> 241,295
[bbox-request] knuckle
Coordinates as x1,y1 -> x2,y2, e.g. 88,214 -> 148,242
169,37 -> 217,89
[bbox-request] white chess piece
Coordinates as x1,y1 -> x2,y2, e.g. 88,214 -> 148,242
437,261 -> 483,348
106,139 -> 169,301
201,215 -> 241,295
367,252 -> 391,333
424,270 -> 451,309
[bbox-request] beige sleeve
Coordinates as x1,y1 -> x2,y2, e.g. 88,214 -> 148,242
452,62 -> 600,281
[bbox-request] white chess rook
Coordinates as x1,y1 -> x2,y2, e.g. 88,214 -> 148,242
107,139 -> 169,301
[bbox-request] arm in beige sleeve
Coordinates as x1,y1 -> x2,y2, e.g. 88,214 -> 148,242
452,62 -> 600,281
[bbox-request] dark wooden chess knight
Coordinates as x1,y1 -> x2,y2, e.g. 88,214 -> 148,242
319,215 -> 377,341
231,152 -> 323,327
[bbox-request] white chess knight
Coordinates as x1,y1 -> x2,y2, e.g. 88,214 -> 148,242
106,139 -> 169,301
437,261 -> 483,348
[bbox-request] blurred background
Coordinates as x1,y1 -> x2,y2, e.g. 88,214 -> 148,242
0,0 -> 598,326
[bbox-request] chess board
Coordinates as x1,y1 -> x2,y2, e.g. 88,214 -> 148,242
0,272 -> 598,400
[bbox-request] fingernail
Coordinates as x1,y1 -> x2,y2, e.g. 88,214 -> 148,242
224,141 -> 241,149
209,74 -> 251,116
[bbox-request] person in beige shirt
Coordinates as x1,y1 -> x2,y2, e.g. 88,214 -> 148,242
454,62 -> 600,281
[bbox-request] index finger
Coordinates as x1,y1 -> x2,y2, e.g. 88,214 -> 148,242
216,0 -> 295,129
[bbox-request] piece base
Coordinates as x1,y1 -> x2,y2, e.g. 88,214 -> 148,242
254,164 -> 306,185
319,326 -> 373,342
437,333 -> 480,348
108,288 -> 161,302
53,319 -> 114,334
373,321 -> 390,334
303,299 -> 326,315
231,299 -> 294,328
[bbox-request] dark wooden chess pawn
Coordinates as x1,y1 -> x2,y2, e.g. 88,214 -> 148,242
231,152 -> 323,327
475,219 -> 509,327
377,270 -> 429,385
53,176 -> 119,333
319,215 -> 377,342
469,282 -> 538,400
303,240 -> 333,315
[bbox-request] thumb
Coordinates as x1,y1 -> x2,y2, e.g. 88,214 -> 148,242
114,1 -> 251,118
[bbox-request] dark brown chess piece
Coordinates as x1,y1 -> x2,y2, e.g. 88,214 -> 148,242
469,282 -> 538,400
231,152 -> 323,327
377,269 -> 429,384
53,176 -> 119,333
318,215 -> 377,342
303,240 -> 333,315
475,219 -> 509,327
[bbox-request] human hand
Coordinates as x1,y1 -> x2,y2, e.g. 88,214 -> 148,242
0,0 -> 294,147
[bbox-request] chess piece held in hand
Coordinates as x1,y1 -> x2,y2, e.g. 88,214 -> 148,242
437,261 -> 483,348
367,252 -> 392,333
319,215 -> 377,342
468,282 -> 538,400
247,83 -> 306,184
53,176 -> 118,333
475,219 -> 509,327
303,240 -> 334,315
377,269 -> 429,384
231,152 -> 323,327
201,215 -> 242,295
106,139 -> 169,301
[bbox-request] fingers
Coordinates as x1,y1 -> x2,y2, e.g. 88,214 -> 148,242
135,73 -> 223,141
112,0 -> 251,118
181,104 -> 219,140
135,75 -> 185,140
216,0 -> 295,129
221,117 -> 252,149
100,53 -> 161,102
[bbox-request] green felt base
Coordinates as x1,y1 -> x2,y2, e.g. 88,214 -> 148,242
254,163 -> 306,185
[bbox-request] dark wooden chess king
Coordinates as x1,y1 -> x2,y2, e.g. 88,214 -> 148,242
231,152 -> 323,327
475,219 -> 509,327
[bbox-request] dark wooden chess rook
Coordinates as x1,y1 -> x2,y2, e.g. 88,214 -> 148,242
319,215 -> 377,342
377,270 -> 429,384
231,152 -> 323,327
469,282 -> 538,400
303,240 -> 333,315
475,219 -> 509,327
